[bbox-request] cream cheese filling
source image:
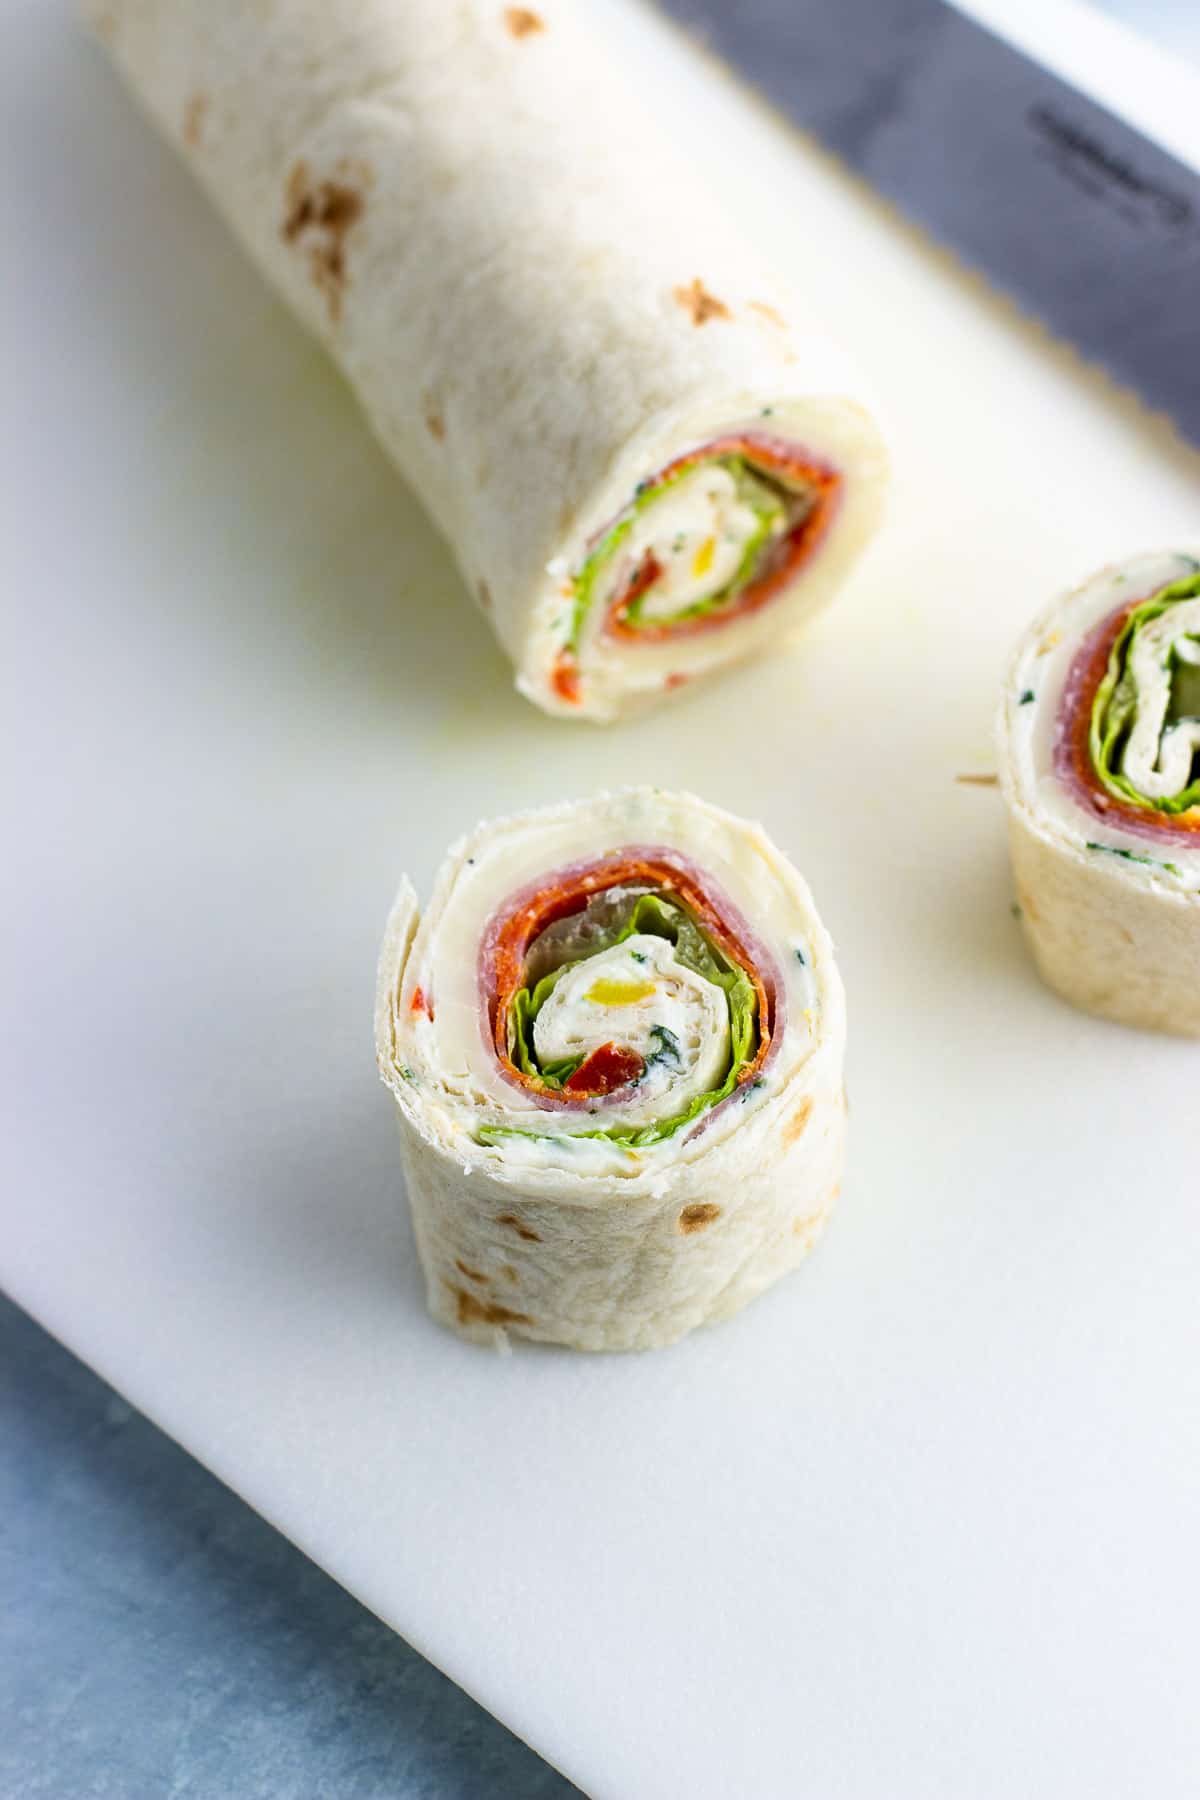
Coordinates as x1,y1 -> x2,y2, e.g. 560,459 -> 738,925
531,933 -> 730,1127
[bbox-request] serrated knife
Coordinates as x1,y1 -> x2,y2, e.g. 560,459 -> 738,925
658,0 -> 1200,445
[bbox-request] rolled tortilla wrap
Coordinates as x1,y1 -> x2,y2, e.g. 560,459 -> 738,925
998,550 -> 1200,1036
87,0 -> 888,721
375,790 -> 846,1351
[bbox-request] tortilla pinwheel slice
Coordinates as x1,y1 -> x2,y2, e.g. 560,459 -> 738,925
376,790 -> 847,1350
88,0 -> 887,721
999,550 -> 1200,1035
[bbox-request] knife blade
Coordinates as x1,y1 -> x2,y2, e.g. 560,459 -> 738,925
657,0 -> 1200,445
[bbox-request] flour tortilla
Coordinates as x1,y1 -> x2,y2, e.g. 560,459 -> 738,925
376,789 -> 847,1350
998,551 -> 1200,1036
88,0 -> 887,720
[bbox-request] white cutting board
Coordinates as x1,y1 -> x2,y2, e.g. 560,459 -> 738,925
4,2 -> 1199,1795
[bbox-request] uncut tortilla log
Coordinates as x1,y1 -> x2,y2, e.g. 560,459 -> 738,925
376,789 -> 847,1351
998,550 -> 1200,1036
87,0 -> 888,721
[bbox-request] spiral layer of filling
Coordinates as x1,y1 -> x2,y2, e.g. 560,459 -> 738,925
551,436 -> 840,704
478,853 -> 778,1146
1056,568 -> 1200,850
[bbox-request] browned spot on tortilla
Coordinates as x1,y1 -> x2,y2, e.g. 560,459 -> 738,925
282,161 -> 313,238
673,279 -> 731,326
749,299 -> 787,328
793,1213 -> 817,1237
678,1203 -> 721,1234
955,772 -> 999,787
182,92 -> 208,150
451,1286 -> 531,1329
477,579 -> 493,612
496,1212 -> 541,1242
455,1260 -> 488,1284
499,1263 -> 519,1284
783,1096 -> 813,1145
1017,887 -> 1040,926
423,393 -> 446,440
282,160 -> 366,323
830,1182 -> 842,1203
504,6 -> 545,35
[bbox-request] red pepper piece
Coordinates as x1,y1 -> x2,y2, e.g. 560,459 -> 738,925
608,551 -> 663,630
563,1042 -> 644,1095
550,654 -> 582,705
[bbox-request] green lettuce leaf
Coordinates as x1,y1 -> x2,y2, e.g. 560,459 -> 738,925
509,968 -> 581,1088
1089,571 -> 1200,815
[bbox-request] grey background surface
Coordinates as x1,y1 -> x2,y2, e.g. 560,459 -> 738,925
0,1296 -> 581,1799
4,3 -> 1194,1797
